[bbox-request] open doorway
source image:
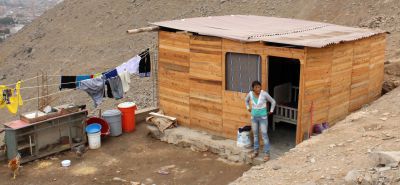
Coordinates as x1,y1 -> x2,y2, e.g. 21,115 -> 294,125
267,56 -> 300,157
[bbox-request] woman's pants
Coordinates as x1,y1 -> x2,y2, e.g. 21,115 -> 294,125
251,116 -> 270,155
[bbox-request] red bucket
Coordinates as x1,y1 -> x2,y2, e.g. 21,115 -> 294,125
117,102 -> 136,132
86,117 -> 110,136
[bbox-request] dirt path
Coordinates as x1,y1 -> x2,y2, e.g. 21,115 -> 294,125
232,87 -> 400,185
0,123 -> 250,185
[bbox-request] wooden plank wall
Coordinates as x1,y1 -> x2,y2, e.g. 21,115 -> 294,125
158,30 -> 385,143
349,38 -> 372,111
189,35 -> 223,133
221,39 -> 305,139
222,91 -> 251,138
158,31 -> 191,126
349,34 -> 386,111
299,47 -> 333,141
221,39 -> 267,139
298,33 -> 386,143
328,42 -> 353,123
368,34 -> 386,102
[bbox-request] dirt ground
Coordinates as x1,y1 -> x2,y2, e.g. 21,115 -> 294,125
247,122 -> 297,163
269,123 -> 296,159
0,123 -> 250,185
232,87 -> 400,185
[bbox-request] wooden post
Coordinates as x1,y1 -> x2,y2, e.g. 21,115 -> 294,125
308,101 -> 314,139
152,48 -> 156,107
36,72 -> 40,117
37,71 -> 50,110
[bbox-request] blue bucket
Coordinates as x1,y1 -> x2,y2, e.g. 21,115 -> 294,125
86,123 -> 102,134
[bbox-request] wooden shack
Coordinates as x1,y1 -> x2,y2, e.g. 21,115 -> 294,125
151,15 -> 386,144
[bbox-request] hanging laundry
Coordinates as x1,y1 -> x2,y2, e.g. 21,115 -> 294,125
0,85 -> 8,107
8,81 -> 23,114
143,69 -> 150,77
107,76 -> 124,100
93,73 -> 102,78
118,71 -> 130,93
139,48 -> 149,58
117,55 -> 141,75
2,88 -> 12,104
139,49 -> 151,77
78,78 -> 105,107
76,75 -> 91,87
116,62 -> 127,74
103,69 -> 118,80
104,80 -> 113,98
60,76 -> 77,90
0,81 -> 23,114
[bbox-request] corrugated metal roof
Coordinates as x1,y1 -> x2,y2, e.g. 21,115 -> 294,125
152,15 -> 386,48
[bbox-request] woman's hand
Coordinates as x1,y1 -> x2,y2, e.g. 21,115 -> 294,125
268,111 -> 274,115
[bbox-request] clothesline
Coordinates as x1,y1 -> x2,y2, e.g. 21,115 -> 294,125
18,72 -> 143,90
57,48 -> 151,107
3,50 -> 151,88
8,50 -> 149,79
23,89 -> 76,102
3,75 -> 41,87
139,50 -> 150,57
102,50 -> 150,75
1,48 -> 152,113
19,81 -> 77,90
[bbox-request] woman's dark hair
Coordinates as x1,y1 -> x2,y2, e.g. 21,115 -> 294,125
251,81 -> 262,88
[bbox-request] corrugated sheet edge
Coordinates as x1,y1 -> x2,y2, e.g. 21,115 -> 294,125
152,24 -> 388,48
314,30 -> 388,48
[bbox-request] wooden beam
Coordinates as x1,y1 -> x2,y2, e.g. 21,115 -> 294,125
127,26 -> 159,34
296,59 -> 306,144
149,112 -> 177,121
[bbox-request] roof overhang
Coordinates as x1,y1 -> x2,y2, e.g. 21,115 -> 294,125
152,15 -> 387,48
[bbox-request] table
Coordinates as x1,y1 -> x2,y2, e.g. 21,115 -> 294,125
3,110 -> 87,163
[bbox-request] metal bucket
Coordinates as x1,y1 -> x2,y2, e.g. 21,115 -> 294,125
102,109 -> 122,136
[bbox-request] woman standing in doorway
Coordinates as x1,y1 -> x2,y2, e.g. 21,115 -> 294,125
245,81 -> 276,161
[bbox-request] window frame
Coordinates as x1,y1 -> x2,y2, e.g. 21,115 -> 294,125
225,52 -> 262,93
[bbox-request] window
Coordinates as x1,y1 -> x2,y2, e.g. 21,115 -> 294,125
225,53 -> 261,93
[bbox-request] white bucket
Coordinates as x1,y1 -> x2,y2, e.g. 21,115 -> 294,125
87,131 -> 101,149
237,131 -> 251,148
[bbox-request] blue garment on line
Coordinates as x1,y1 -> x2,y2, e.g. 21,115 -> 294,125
77,78 -> 105,107
76,75 -> 91,87
103,69 -> 118,79
139,72 -> 151,78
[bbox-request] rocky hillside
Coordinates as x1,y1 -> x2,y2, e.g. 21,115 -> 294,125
232,84 -> 400,185
0,0 -> 400,122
